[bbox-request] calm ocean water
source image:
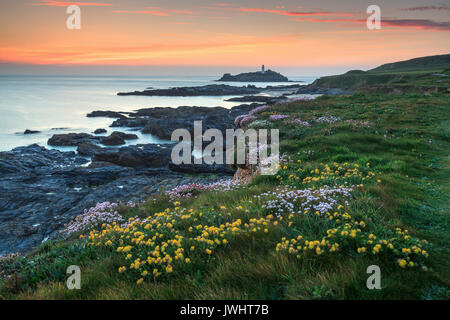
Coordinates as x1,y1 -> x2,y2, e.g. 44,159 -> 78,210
0,75 -> 317,151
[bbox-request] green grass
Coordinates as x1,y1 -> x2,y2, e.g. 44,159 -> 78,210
309,54 -> 450,90
0,92 -> 449,300
369,54 -> 450,73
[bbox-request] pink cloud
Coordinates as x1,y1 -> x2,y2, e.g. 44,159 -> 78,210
295,17 -> 450,31
32,0 -> 111,6
112,10 -> 170,16
112,8 -> 193,16
237,8 -> 355,17
400,6 -> 450,11
382,19 -> 450,31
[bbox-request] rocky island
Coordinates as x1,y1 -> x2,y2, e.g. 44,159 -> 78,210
217,65 -> 289,82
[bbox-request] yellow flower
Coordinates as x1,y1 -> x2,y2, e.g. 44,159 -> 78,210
205,248 -> 212,255
141,270 -> 148,276
372,244 -> 381,254
185,258 -> 191,263
398,259 -> 407,268
357,247 -> 366,254
136,278 -> 144,285
165,264 -> 173,273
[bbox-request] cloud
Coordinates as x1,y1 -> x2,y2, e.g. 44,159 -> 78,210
0,36 -> 293,65
237,8 -> 355,17
295,17 -> 450,31
112,10 -> 170,16
382,19 -> 450,30
237,6 -> 450,31
112,8 -> 193,16
32,0 -> 111,6
400,6 -> 450,11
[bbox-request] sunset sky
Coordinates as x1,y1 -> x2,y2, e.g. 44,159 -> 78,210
0,0 -> 449,75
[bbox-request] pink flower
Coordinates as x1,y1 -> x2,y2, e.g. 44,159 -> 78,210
249,105 -> 270,115
269,114 -> 289,121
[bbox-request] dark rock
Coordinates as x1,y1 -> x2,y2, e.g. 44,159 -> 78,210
24,129 -> 40,134
117,84 -> 262,97
93,128 -> 107,134
110,131 -> 138,140
93,144 -> 172,167
87,160 -> 119,168
142,119 -> 193,140
109,104 -> 260,142
111,117 -> 148,128
87,110 -> 127,119
100,131 -> 138,146
48,133 -> 99,146
101,135 -> 125,146
77,142 -> 103,156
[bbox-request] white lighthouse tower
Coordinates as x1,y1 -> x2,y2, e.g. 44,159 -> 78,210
261,65 -> 265,74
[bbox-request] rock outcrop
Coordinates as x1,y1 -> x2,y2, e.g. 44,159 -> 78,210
100,131 -> 138,146
92,144 -> 172,168
24,129 -> 40,134
107,104 -> 260,141
217,70 -> 289,82
117,84 -> 262,96
48,133 -> 100,146
93,128 -> 107,134
0,144 -> 230,255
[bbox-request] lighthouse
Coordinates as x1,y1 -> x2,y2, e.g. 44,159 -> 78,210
261,65 -> 265,74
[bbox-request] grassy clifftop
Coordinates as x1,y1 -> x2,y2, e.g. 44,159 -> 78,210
1,92 -> 449,299
309,54 -> 450,91
370,54 -> 450,73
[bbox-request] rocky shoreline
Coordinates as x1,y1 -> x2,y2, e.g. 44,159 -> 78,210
0,81 -> 320,255
0,143 -> 233,255
0,103 -> 259,255
117,83 -> 303,97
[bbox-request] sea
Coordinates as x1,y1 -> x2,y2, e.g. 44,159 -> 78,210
0,75 -> 317,152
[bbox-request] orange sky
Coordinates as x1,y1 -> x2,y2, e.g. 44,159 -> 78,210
0,0 -> 449,75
